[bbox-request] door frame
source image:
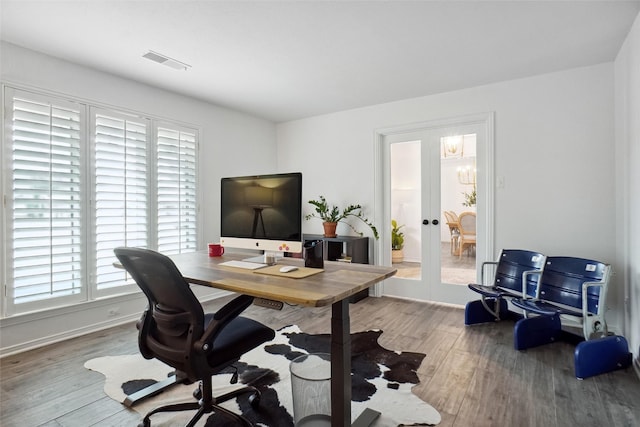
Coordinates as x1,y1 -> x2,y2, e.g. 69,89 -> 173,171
372,112 -> 495,301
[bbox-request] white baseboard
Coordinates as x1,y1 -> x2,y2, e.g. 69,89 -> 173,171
0,314 -> 140,358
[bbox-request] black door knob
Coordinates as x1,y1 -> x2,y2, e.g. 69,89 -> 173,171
432,219 -> 439,225
422,219 -> 429,225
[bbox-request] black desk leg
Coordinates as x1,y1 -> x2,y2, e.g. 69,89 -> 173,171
331,299 -> 351,427
331,298 -> 382,427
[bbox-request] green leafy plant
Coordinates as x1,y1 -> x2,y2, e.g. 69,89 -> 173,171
391,219 -> 405,250
305,195 -> 379,239
462,186 -> 476,207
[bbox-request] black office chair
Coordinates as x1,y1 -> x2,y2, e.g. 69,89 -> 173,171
114,247 -> 275,427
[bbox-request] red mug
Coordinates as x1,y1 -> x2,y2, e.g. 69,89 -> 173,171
208,243 -> 224,257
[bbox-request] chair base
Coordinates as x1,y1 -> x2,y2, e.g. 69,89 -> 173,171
465,298 -> 508,325
574,335 -> 633,379
124,371 -> 190,407
139,382 -> 260,427
514,314 -> 562,350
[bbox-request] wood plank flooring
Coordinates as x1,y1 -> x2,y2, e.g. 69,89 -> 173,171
1,295 -> 639,426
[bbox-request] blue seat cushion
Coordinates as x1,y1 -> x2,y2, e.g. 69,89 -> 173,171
511,298 -> 584,318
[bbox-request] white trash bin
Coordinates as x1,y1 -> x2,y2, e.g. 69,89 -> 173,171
289,353 -> 331,426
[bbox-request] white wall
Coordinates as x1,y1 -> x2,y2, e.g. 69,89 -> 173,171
277,63 -> 624,331
615,13 -> 640,368
0,42 -> 278,355
390,141 -> 421,262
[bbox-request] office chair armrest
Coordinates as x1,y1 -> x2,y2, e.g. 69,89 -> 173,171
137,307 -> 155,359
213,294 -> 255,321
196,294 -> 255,352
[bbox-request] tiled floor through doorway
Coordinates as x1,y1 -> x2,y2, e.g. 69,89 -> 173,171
393,242 -> 477,284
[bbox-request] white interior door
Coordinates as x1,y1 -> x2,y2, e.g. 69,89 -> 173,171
375,114 -> 494,305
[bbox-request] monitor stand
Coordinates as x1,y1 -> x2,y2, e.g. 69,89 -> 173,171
243,251 -> 281,266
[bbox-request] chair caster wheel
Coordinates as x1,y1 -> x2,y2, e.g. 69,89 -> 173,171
193,387 -> 202,399
249,392 -> 261,408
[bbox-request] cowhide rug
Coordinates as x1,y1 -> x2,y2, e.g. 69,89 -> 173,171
85,325 -> 441,426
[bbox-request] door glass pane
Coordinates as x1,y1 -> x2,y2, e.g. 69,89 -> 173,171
440,134 -> 476,285
390,141 -> 421,280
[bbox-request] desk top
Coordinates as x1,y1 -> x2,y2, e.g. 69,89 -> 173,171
168,251 -> 397,307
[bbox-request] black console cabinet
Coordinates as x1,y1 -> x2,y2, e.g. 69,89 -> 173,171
303,234 -> 370,302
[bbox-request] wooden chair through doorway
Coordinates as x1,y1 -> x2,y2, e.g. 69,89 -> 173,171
458,211 -> 476,258
444,211 -> 461,255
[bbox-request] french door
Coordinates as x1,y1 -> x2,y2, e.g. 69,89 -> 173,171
375,114 -> 494,305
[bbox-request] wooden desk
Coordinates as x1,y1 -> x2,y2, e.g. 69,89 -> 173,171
168,251 -> 396,426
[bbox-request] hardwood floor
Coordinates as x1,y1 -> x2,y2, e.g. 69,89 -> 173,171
1,295 -> 639,426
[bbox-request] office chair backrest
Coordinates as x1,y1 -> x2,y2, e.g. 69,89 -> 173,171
114,247 -> 205,376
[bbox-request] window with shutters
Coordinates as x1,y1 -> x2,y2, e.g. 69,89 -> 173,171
92,109 -> 151,296
4,89 -> 86,315
156,125 -> 198,254
2,87 -> 199,316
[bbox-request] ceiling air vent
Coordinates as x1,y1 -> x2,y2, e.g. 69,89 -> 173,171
142,50 -> 191,70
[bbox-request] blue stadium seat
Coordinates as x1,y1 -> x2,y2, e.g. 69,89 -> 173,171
511,256 -> 631,378
465,249 -> 546,325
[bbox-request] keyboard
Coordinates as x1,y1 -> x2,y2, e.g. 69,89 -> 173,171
219,260 -> 268,270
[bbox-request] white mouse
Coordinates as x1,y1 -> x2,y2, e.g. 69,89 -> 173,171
279,266 -> 298,273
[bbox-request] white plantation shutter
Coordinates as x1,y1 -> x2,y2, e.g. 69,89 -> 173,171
6,90 -> 85,312
93,110 -> 150,292
3,86 -> 200,316
156,126 -> 198,254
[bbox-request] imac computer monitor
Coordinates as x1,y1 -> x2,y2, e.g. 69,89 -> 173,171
220,172 -> 303,256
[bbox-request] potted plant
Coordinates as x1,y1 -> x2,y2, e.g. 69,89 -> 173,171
391,219 -> 405,263
462,186 -> 476,207
305,195 -> 379,239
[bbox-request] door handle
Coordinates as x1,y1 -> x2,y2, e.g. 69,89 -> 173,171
422,219 -> 429,225
432,219 -> 439,225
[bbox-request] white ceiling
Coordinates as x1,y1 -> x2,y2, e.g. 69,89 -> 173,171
2,1 -> 639,122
